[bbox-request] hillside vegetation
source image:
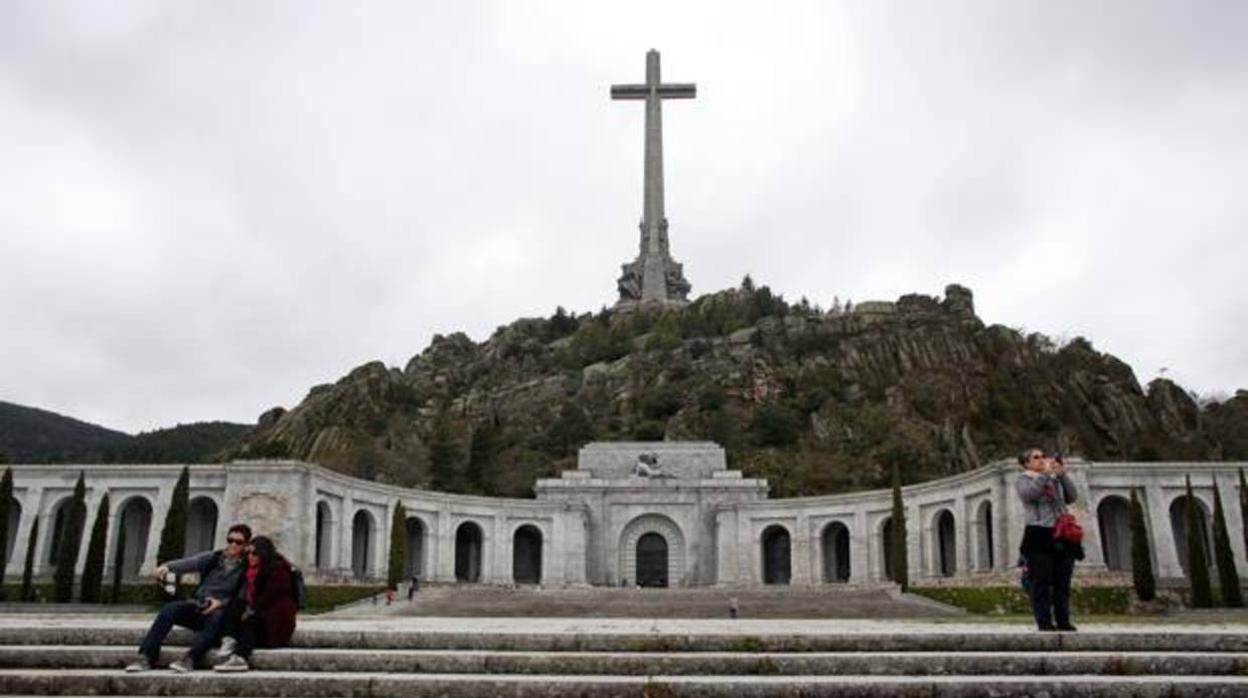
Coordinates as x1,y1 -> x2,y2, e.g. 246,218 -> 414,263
232,281 -> 1248,497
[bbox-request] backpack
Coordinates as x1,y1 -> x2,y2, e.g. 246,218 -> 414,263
289,565 -> 308,611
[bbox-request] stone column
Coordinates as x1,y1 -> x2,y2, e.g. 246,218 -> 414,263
793,511 -> 812,586
1145,483 -> 1180,579
852,508 -> 870,584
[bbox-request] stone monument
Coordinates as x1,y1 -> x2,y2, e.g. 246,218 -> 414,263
612,49 -> 694,308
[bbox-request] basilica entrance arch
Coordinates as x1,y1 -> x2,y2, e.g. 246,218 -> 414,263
619,514 -> 685,588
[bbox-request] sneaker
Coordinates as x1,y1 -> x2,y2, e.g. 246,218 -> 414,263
1056,624 -> 1078,632
212,654 -> 249,673
168,656 -> 195,673
124,656 -> 152,673
214,636 -> 237,659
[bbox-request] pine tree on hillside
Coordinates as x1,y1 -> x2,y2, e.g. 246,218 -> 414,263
80,492 -> 110,603
0,468 -> 13,599
467,422 -> 501,496
52,472 -> 87,602
890,463 -> 909,591
1211,478 -> 1243,607
387,501 -> 406,591
1129,488 -> 1156,601
156,467 -> 190,565
428,419 -> 462,493
1185,475 -> 1213,608
20,518 -> 38,602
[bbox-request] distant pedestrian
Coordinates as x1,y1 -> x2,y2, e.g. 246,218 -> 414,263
1016,449 -> 1082,632
408,574 -> 419,601
386,585 -> 396,606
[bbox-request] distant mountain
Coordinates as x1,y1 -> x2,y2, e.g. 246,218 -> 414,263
0,400 -> 250,464
230,281 -> 1248,498
0,400 -> 129,463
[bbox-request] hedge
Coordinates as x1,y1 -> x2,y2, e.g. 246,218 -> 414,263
910,585 -> 1133,615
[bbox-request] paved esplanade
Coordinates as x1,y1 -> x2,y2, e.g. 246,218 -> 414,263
612,49 -> 694,308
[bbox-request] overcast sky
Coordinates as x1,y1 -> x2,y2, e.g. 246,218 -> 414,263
2,1 -> 1245,434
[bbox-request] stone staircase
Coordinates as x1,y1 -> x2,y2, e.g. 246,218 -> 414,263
1,616 -> 1247,696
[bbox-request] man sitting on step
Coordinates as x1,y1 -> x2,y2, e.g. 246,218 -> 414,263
125,523 -> 252,673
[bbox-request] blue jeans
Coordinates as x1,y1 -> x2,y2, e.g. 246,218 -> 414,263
137,600 -> 228,663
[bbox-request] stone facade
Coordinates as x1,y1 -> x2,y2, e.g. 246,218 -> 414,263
4,446 -> 1246,587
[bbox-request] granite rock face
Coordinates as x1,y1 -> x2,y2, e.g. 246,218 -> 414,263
233,284 -> 1248,496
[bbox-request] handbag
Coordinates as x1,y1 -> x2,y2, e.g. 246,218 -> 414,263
1053,513 -> 1084,545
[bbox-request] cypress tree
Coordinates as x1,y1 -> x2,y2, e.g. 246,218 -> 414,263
1210,478 -> 1243,607
1185,475 -> 1213,608
1239,469 -> 1248,560
0,468 -> 13,599
52,472 -> 87,602
890,463 -> 909,591
110,517 -> 127,604
20,518 -> 38,602
387,501 -> 407,590
1129,488 -> 1156,601
156,467 -> 190,565
80,492 -> 110,603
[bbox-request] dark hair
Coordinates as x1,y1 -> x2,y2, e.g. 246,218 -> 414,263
248,536 -> 289,595
228,523 -> 252,542
1017,448 -> 1043,467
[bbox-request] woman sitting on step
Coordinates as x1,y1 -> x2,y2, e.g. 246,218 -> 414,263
214,536 -> 298,672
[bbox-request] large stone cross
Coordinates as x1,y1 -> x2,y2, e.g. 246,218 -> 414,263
611,49 -> 694,307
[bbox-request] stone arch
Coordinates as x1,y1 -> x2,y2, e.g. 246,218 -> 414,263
1097,495 -> 1133,572
184,497 -> 218,555
619,514 -> 686,588
762,524 -> 792,585
404,516 -> 426,579
455,521 -> 484,583
974,501 -> 994,571
821,521 -> 850,582
45,497 -> 72,566
934,509 -> 956,577
6,498 -> 20,566
1169,495 -> 1213,575
512,524 -> 543,585
315,501 -> 334,570
115,496 -> 153,580
351,509 -> 374,580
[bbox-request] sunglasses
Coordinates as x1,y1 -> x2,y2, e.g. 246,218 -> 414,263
227,537 -> 247,545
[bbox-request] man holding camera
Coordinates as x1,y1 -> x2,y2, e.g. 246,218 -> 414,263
1016,449 -> 1081,631
125,523 -> 252,673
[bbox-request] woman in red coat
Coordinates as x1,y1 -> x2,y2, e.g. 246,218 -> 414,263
214,536 -> 297,672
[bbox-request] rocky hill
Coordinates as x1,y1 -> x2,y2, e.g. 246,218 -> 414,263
231,282 -> 1248,498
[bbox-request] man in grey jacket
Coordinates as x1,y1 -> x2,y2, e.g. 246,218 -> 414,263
125,523 -> 252,672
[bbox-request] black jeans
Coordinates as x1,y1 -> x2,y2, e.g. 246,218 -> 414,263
222,602 -> 266,659
1027,547 -> 1076,629
138,600 -> 228,663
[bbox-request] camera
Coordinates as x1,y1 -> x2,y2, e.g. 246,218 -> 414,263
160,571 -> 177,596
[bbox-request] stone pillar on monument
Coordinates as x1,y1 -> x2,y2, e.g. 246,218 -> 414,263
611,49 -> 694,309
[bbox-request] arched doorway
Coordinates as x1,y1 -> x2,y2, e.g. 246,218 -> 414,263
46,498 -> 71,567
1098,496 -> 1133,571
636,532 -> 668,587
455,522 -> 483,583
117,497 -> 153,580
404,518 -> 424,579
881,517 -> 895,581
936,510 -> 956,577
351,510 -> 373,580
762,525 -> 791,585
975,501 -> 994,571
184,497 -> 218,555
821,522 -> 850,582
1169,495 -> 1213,575
315,502 -> 333,570
6,499 -> 20,566
512,525 -> 542,584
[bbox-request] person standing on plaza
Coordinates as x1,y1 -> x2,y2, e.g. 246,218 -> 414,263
125,523 -> 252,672
213,536 -> 298,672
1016,449 -> 1081,631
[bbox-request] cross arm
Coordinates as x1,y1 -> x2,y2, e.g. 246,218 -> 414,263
611,83 -> 697,100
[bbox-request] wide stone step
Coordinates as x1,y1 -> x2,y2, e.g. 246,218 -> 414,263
4,626 -> 1248,653
3,646 -> 1247,676
2,670 -> 1248,697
